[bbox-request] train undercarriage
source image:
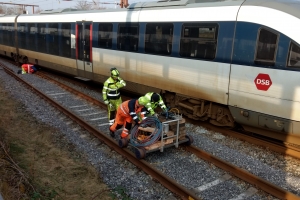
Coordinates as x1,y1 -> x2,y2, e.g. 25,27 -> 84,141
163,91 -> 235,128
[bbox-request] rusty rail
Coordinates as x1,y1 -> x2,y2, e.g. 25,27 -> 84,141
185,146 -> 300,200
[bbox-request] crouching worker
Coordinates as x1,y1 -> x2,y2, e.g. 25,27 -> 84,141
109,99 -> 147,139
19,64 -> 37,74
138,92 -> 167,117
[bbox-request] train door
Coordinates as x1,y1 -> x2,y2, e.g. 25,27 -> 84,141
75,21 -> 93,78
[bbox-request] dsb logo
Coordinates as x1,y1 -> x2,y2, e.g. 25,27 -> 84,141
254,74 -> 272,91
256,79 -> 271,85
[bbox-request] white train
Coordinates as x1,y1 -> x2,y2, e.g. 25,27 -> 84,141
0,0 -> 300,144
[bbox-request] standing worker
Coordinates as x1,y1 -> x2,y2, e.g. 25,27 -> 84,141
102,68 -> 126,126
138,92 -> 168,116
109,99 -> 147,138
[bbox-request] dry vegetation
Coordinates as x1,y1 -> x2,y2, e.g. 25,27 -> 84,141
0,81 -> 113,199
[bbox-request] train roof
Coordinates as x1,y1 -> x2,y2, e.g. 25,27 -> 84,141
127,0 -> 243,9
243,0 -> 300,19
0,0 -> 299,22
40,8 -> 82,14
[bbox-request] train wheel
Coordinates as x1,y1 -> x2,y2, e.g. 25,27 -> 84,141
118,138 -> 129,148
185,135 -> 194,146
135,147 -> 146,159
22,57 -> 28,64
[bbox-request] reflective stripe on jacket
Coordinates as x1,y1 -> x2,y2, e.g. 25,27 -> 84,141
102,77 -> 126,100
120,99 -> 146,123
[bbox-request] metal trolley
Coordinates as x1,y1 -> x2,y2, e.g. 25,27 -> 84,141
118,115 -> 194,159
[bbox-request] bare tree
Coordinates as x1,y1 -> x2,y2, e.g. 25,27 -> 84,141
34,8 -> 43,14
75,1 -> 93,10
91,0 -> 106,10
0,5 -> 23,14
0,6 -> 4,14
5,7 -> 13,14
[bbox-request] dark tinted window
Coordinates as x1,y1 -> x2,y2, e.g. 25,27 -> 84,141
180,23 -> 218,60
61,23 -> 71,58
0,24 -> 8,45
84,24 -> 91,61
48,23 -> 59,56
255,28 -> 278,65
3,24 -> 14,47
37,23 -> 47,53
18,23 -> 27,49
287,42 -> 300,68
0,24 -> 3,45
145,23 -> 173,55
98,23 -> 113,49
77,24 -> 92,61
27,23 -> 36,51
117,23 -> 138,52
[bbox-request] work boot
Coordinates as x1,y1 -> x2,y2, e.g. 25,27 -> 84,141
110,130 -> 115,138
109,126 -> 115,138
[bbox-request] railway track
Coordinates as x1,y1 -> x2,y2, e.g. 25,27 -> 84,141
1,59 -> 300,199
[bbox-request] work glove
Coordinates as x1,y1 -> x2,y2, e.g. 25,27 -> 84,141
104,100 -> 109,105
154,113 -> 159,118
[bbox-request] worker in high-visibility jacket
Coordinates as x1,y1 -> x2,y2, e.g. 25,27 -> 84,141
20,64 -> 37,74
109,99 -> 147,138
138,92 -> 167,116
102,68 -> 126,126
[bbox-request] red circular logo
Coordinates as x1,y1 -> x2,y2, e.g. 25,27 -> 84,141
254,73 -> 272,91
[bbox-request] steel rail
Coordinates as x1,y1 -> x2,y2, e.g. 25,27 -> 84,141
195,122 -> 300,160
185,145 -> 300,200
2,65 -> 200,200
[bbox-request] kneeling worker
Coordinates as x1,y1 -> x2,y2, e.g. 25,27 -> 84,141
109,99 -> 147,138
138,92 -> 167,116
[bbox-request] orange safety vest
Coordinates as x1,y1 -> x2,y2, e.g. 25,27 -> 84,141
119,99 -> 146,122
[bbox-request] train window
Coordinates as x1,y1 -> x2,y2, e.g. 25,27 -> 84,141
6,24 -> 14,47
145,23 -> 173,55
179,23 -> 218,60
37,23 -> 47,53
61,23 -> 71,58
1,24 -> 7,45
287,42 -> 300,68
48,23 -> 59,56
117,23 -> 139,52
255,28 -> 278,66
98,23 -> 113,49
17,24 -> 27,49
0,24 -> 3,45
18,24 -> 26,32
27,24 -> 36,51
30,26 -> 37,33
